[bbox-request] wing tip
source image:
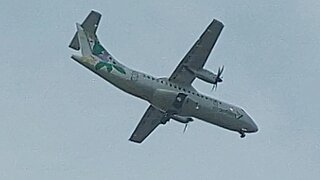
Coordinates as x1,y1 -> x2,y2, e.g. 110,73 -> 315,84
212,19 -> 224,28
128,137 -> 143,144
90,10 -> 102,17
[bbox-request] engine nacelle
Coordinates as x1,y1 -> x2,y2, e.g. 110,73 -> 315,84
191,68 -> 218,84
190,67 -> 224,91
171,115 -> 193,124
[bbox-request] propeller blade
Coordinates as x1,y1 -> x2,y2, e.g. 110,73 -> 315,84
183,123 -> 188,133
211,65 -> 224,92
220,65 -> 224,74
211,84 -> 217,91
217,66 -> 224,79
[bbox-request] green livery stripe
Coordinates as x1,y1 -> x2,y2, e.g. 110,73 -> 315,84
113,65 -> 126,74
92,41 -> 105,55
95,62 -> 126,74
95,62 -> 112,72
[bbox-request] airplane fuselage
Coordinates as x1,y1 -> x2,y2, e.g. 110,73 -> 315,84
69,11 -> 259,141
71,54 -> 258,135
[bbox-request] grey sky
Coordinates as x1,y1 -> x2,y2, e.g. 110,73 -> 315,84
0,0 -> 319,179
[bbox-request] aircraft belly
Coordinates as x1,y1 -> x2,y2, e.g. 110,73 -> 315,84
132,79 -> 156,101
149,89 -> 179,112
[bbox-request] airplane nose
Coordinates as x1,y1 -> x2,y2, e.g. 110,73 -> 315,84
243,111 -> 258,133
250,121 -> 259,133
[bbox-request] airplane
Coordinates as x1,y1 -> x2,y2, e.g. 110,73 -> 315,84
68,11 -> 258,143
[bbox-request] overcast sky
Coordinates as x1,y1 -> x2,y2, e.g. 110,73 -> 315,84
1,0 -> 319,179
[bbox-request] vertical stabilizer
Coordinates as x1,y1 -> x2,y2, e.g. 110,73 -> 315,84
76,23 -> 92,56
69,10 -> 101,50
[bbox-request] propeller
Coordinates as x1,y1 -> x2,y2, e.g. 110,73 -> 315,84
212,65 -> 224,91
183,123 -> 188,133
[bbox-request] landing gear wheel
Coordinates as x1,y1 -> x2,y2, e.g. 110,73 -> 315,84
240,132 -> 246,138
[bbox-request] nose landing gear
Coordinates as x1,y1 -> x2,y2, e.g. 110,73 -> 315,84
239,131 -> 246,138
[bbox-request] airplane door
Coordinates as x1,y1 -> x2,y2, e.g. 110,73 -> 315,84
131,71 -> 139,81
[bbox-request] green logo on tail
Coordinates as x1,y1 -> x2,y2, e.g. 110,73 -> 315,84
92,41 -> 105,56
95,62 -> 126,74
93,41 -> 126,75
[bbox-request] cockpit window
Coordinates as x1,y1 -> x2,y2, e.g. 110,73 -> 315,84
235,109 -> 243,119
229,107 -> 243,119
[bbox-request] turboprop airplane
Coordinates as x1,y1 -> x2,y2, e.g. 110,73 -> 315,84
69,11 -> 258,143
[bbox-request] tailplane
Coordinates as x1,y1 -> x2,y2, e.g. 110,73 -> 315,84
69,10 -> 118,64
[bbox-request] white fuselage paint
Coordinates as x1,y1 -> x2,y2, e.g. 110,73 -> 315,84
72,55 -> 258,135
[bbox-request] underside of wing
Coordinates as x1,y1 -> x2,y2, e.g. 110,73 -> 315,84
129,105 -> 169,143
169,19 -> 224,85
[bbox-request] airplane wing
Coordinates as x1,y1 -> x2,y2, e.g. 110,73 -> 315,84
129,105 -> 169,143
169,19 -> 224,85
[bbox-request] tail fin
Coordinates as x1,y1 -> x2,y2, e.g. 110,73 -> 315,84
69,10 -> 101,50
76,23 -> 92,56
